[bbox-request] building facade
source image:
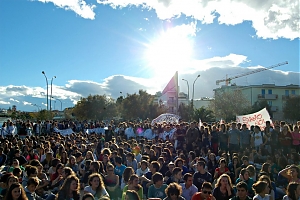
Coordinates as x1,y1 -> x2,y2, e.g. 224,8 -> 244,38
214,84 -> 300,120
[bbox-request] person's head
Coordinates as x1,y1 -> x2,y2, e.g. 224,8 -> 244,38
201,182 -> 213,198
6,176 -> 18,188
246,165 -> 256,177
88,173 -> 104,191
219,158 -> 227,167
236,181 -> 248,199
140,160 -> 148,170
25,165 -> 38,177
252,181 -> 269,195
288,165 -> 300,178
26,177 -> 39,193
5,182 -> 27,200
60,175 -> 80,196
150,161 -> 160,173
128,174 -> 140,188
172,167 -> 182,180
215,174 -> 232,188
90,161 -> 100,172
82,193 -> 95,200
62,167 -> 75,178
115,156 -> 122,165
196,161 -> 206,172
125,190 -> 140,200
287,182 -> 300,199
165,182 -> 182,199
106,163 -> 115,174
123,167 -> 134,183
183,173 -> 193,187
241,156 -> 249,165
258,175 -> 272,191
261,162 -> 271,174
12,159 -> 20,167
152,172 -> 164,186
55,163 -> 64,174
240,168 -> 250,181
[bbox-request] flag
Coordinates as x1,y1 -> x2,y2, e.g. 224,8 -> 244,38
162,71 -> 178,95
199,118 -> 203,128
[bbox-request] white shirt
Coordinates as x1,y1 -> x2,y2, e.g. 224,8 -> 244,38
84,186 -> 109,198
253,132 -> 264,147
253,194 -> 270,200
136,167 -> 149,177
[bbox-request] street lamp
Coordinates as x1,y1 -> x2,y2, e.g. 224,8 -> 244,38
42,71 -> 49,111
50,76 -> 56,112
191,74 -> 201,111
182,79 -> 189,103
32,104 -> 41,111
52,97 -> 62,111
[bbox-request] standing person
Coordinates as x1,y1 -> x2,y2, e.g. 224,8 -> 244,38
229,181 -> 252,200
252,181 -> 272,200
251,126 -> 264,151
270,125 -> 280,155
180,173 -> 198,200
105,125 -> 115,142
191,182 -> 216,200
279,124 -> 292,156
4,182 -> 28,200
186,122 -> 199,152
291,126 -> 300,153
213,174 -> 234,200
193,161 -> 212,191
56,175 -> 80,200
228,123 -> 240,154
282,182 -> 300,200
210,126 -> 219,154
239,124 -> 251,151
219,124 -> 229,153
84,173 -> 109,199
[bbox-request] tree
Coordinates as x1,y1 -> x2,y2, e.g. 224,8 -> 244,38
209,90 -> 251,121
178,103 -> 191,121
73,95 -> 117,120
193,106 -> 215,122
283,96 -> 300,121
122,90 -> 159,119
251,100 -> 273,118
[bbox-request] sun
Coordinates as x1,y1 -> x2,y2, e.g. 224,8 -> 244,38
145,28 -> 194,74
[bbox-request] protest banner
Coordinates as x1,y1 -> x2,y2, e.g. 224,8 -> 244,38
151,113 -> 180,126
236,108 -> 272,130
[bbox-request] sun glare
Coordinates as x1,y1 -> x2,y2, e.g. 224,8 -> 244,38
145,29 -> 194,74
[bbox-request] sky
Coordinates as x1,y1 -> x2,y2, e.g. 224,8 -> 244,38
0,0 -> 299,112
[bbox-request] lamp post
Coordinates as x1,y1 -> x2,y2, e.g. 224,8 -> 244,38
32,104 -> 41,112
42,71 -> 49,111
182,79 -> 189,103
49,76 -> 56,112
52,97 -> 62,111
191,74 -> 201,112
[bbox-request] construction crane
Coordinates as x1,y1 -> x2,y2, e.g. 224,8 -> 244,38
216,61 -> 288,85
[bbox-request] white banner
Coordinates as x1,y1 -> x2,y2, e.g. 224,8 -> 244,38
151,113 -> 180,126
53,128 -> 74,136
236,108 -> 273,130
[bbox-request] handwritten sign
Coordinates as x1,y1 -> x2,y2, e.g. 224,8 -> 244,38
236,108 -> 272,130
151,113 -> 180,126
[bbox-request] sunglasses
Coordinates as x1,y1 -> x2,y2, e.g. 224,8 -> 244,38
202,191 -> 212,194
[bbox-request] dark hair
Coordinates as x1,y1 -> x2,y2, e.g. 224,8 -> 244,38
172,167 -> 182,176
236,181 -> 248,191
252,181 -> 268,194
123,167 -> 134,183
183,173 -> 192,181
151,161 -> 160,172
4,182 -> 27,200
27,177 -> 39,187
82,193 -> 95,200
165,182 -> 182,197
56,175 -> 80,200
197,161 -> 206,168
287,182 -> 300,200
115,156 -> 122,164
25,165 -> 38,177
152,172 -> 163,184
202,182 -> 213,190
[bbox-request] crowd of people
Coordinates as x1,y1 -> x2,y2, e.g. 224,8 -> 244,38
0,118 -> 300,200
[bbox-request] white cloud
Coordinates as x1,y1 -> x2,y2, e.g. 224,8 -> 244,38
97,0 -> 300,39
38,0 -> 96,19
0,101 -> 10,105
9,98 -> 20,103
23,101 -> 32,106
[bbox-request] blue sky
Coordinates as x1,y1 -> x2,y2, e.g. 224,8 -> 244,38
0,0 -> 299,111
